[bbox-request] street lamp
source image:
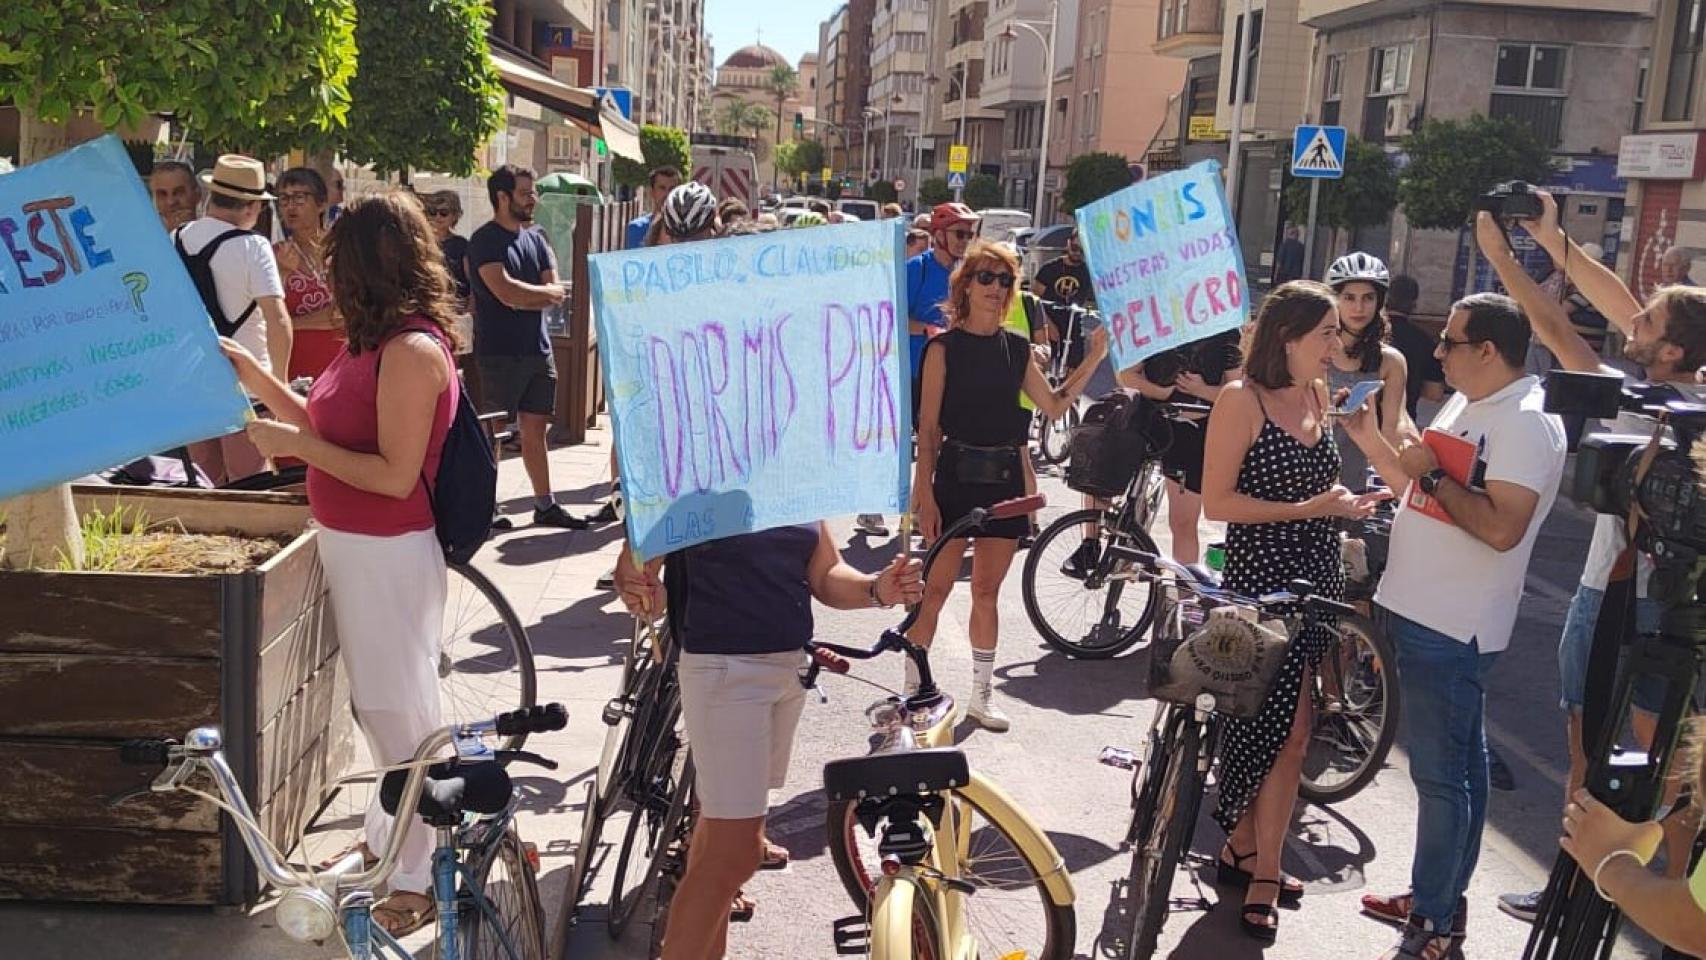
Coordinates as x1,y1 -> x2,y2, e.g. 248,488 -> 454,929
925,70 -> 971,201
881,92 -> 904,181
1000,0 -> 1058,227
861,106 -> 880,186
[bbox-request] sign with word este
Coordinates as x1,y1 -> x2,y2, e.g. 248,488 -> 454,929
0,135 -> 249,501
1075,159 -> 1248,372
589,219 -> 912,558
948,144 -> 969,174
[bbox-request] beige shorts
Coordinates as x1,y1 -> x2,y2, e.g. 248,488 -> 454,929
677,650 -> 808,820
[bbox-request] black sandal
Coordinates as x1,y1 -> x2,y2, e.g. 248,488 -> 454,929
1239,879 -> 1282,942
1216,844 -> 1304,904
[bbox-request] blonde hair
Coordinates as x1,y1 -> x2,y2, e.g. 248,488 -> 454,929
942,240 -> 1020,329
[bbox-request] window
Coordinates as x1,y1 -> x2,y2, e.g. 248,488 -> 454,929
1495,44 -> 1567,91
1663,0 -> 1705,120
1227,10 -> 1263,104
1178,0 -> 1189,34
1323,53 -> 1344,102
1370,43 -> 1413,95
549,127 -> 576,160
1160,0 -> 1174,38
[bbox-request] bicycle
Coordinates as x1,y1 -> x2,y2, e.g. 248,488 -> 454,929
804,493 -> 1077,960
115,703 -> 569,960
1020,397 -> 1208,659
1032,301 -> 1092,468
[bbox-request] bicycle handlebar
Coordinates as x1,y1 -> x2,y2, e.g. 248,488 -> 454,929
494,703 -> 568,737
1111,546 -> 1358,622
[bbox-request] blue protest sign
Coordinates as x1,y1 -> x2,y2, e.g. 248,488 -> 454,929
1075,159 -> 1249,372
0,135 -> 250,500
589,219 -> 912,558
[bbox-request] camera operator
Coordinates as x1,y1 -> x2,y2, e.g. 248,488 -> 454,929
1472,193 -> 1706,923
1558,721 -> 1706,956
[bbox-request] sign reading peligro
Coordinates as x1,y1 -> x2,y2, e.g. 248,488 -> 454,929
1616,133 -> 1705,180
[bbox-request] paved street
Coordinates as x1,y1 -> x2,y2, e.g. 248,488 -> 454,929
0,419 -> 1665,959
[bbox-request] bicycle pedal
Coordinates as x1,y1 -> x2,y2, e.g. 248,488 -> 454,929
831,916 -> 870,954
600,698 -> 632,726
1100,746 -> 1138,770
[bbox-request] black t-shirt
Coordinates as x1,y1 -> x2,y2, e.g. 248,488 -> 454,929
665,525 -> 818,655
1388,313 -> 1443,418
928,328 -> 1033,445
467,222 -> 556,357
440,234 -> 471,300
1035,255 -> 1095,366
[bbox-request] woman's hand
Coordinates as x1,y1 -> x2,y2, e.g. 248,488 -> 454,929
244,419 -> 305,460
1175,371 -> 1209,400
1560,789 -> 1664,874
1085,326 -> 1109,363
915,496 -> 942,546
612,551 -> 664,618
1309,484 -> 1379,519
220,337 -> 263,386
874,553 -> 925,606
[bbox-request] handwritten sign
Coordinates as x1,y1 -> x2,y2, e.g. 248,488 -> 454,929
0,135 -> 249,500
1076,160 -> 1248,372
589,219 -> 911,558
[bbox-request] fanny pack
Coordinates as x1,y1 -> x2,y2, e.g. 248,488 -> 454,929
943,440 -> 1020,486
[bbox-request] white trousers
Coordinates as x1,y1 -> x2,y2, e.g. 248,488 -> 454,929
317,526 -> 446,893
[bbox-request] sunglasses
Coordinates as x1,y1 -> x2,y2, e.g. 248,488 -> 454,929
1438,335 -> 1488,351
425,208 -> 455,217
948,229 -> 976,241
974,270 -> 1015,289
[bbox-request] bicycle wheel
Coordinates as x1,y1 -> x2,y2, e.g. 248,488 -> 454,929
1036,403 -> 1079,466
607,750 -> 693,939
442,562 -> 537,751
1122,707 -> 1176,849
827,787 -> 1076,960
1021,508 -> 1161,658
1300,612 -> 1401,805
868,878 -> 945,960
465,823 -> 548,960
1127,715 -> 1202,960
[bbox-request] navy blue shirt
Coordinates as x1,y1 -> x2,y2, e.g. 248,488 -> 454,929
466,221 -> 556,357
665,525 -> 819,655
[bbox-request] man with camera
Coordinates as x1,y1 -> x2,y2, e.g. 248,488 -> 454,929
1470,190 -> 1706,924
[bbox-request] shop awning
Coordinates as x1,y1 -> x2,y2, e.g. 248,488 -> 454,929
491,49 -> 643,163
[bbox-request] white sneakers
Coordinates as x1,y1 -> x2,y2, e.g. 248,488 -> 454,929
967,690 -> 1012,732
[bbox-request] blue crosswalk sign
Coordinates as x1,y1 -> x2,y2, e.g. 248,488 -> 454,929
1291,125 -> 1347,179
947,171 -> 967,190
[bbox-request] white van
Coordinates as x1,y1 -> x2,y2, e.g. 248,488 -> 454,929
837,198 -> 882,222
977,208 -> 1033,240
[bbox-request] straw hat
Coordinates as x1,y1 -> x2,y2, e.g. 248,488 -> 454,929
200,154 -> 275,201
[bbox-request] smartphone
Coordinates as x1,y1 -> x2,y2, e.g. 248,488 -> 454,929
1331,379 -> 1384,416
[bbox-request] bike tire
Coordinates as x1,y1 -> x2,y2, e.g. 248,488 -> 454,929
442,562 -> 537,751
607,751 -> 693,939
868,878 -> 945,960
465,823 -> 548,960
1299,612 -> 1401,805
1127,715 -> 1202,960
1021,509 -> 1161,659
1036,403 -> 1079,466
1123,706 -> 1177,849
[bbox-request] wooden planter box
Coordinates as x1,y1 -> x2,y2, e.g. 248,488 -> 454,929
0,486 -> 352,906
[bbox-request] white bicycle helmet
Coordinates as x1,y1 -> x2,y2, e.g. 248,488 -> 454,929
662,181 -> 719,239
1325,251 -> 1390,290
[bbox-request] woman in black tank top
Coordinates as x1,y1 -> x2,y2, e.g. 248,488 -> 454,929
909,241 -> 1108,730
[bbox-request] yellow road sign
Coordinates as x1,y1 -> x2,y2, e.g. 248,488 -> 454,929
948,144 -> 969,174
822,166 -> 832,182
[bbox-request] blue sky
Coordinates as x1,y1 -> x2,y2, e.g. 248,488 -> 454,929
704,0 -> 839,69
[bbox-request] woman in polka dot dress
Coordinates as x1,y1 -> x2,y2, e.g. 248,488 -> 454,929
1200,281 -> 1387,942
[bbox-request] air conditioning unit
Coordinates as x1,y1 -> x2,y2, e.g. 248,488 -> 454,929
1384,96 -> 1413,138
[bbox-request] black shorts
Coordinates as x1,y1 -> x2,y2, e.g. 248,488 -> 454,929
932,445 -> 1029,540
1160,416 -> 1206,495
478,353 -> 557,417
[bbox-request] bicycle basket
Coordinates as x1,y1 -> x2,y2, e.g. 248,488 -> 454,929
1064,392 -> 1159,498
1147,593 -> 1291,720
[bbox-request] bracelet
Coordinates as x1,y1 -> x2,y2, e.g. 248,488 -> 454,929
868,576 -> 893,609
1591,849 -> 1644,901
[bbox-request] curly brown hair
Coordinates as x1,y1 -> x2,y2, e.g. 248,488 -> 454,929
324,191 -> 462,354
942,240 -> 1021,329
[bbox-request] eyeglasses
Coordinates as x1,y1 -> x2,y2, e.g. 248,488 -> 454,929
1438,335 -> 1488,351
277,192 -> 318,207
425,208 -> 455,218
974,270 -> 1015,289
948,229 -> 976,241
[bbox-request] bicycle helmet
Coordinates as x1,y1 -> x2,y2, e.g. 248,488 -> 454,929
1324,252 -> 1390,291
791,211 -> 828,228
661,181 -> 719,239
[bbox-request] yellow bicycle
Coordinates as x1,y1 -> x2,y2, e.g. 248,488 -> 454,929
805,496 -> 1076,960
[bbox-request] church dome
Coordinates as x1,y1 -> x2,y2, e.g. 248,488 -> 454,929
721,43 -> 788,70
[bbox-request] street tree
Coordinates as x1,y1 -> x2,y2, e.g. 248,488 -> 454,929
868,180 -> 899,204
1396,114 -> 1552,231
613,124 -> 693,189
919,177 -> 952,206
1061,151 -> 1134,214
1283,136 -> 1398,232
791,139 -> 826,178
964,173 -> 1003,211
764,64 -> 799,150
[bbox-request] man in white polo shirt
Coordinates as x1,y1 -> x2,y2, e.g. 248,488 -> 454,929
1341,292 -> 1566,960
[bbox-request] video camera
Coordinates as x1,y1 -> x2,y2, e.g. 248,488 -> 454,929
1474,179 -> 1545,223
1544,370 -> 1706,552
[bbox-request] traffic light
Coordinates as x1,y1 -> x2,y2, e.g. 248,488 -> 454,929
793,112 -> 803,137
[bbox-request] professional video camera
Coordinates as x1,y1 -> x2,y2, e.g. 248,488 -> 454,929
1474,179 -> 1546,224
1138,335 -> 1244,389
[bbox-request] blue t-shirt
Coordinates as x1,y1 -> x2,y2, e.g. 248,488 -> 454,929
466,222 -> 556,358
665,525 -> 819,655
625,213 -> 652,251
906,251 -> 954,378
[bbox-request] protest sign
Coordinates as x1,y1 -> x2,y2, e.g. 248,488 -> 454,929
0,135 -> 250,500
1075,159 -> 1249,372
589,219 -> 911,558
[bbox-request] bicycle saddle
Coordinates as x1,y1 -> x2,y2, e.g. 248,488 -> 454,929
823,748 -> 971,802
379,760 -> 513,823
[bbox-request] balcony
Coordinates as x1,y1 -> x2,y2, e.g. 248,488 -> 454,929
1299,0 -> 1646,28
1153,0 -> 1224,59
1490,92 -> 1565,148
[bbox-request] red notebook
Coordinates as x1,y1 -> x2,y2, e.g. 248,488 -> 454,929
1406,429 -> 1477,525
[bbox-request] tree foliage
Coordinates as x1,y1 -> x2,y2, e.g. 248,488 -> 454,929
765,64 -> 799,147
791,139 -> 825,177
0,1 -> 356,153
964,173 -> 1003,210
919,176 -> 952,206
342,0 -> 504,176
1283,136 -> 1398,230
613,124 -> 692,188
867,180 -> 899,204
1396,114 -> 1553,231
1061,152 -> 1134,214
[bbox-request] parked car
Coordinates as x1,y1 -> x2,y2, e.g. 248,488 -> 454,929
976,208 -> 1032,242
1020,223 -> 1075,282
836,198 -> 881,222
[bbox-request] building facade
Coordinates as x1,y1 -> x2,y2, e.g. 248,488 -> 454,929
984,0 -> 1054,211
869,0 -> 931,185
710,44 -> 815,188
926,0 -> 1006,184
818,2 -> 878,179
1617,0 -> 1705,300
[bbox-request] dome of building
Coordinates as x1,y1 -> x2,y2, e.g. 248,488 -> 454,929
721,43 -> 789,70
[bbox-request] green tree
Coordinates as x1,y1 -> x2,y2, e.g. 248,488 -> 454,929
773,140 -> 801,177
1282,136 -> 1398,231
919,176 -> 952,206
868,180 -> 898,204
341,0 -> 504,176
964,173 -> 1003,210
1396,114 -> 1553,231
791,139 -> 826,177
765,64 -> 799,148
1061,152 -> 1134,213
613,124 -> 693,189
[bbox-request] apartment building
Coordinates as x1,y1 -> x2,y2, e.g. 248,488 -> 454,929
984,0 -> 1054,211
926,0 -> 1005,179
1042,0 -> 1083,220
869,0 -> 931,183
818,2 -> 878,175
1618,0 -> 1705,300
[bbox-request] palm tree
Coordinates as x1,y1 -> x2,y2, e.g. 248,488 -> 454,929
717,99 -> 757,137
765,64 -> 799,189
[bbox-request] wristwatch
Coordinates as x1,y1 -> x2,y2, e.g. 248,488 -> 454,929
1418,468 -> 1448,496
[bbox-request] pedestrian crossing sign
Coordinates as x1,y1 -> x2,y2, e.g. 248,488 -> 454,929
947,170 -> 967,190
1291,124 -> 1347,179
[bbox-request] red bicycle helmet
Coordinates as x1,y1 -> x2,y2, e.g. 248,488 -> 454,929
929,202 -> 980,233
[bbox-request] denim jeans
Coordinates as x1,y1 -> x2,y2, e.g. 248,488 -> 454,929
1388,611 -> 1502,929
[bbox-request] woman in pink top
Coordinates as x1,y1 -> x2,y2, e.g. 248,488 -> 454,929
222,191 -> 458,938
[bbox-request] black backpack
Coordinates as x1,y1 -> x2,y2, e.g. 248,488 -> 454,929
1065,391 -> 1164,499
173,226 -> 259,337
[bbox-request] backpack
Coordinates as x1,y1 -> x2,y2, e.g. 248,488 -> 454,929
174,226 -> 259,337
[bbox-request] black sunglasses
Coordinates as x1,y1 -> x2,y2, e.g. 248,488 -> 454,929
1438,335 -> 1488,351
974,270 -> 1015,289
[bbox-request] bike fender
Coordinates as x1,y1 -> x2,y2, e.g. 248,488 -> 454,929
871,876 -> 922,957
957,774 -> 1076,906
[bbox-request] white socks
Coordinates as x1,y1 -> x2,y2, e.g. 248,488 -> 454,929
971,648 -> 996,699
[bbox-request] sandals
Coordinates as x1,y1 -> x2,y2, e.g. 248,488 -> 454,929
316,841 -> 378,873
1239,879 -> 1282,942
1216,844 -> 1304,903
759,838 -> 790,871
730,890 -> 755,923
372,891 -> 435,938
